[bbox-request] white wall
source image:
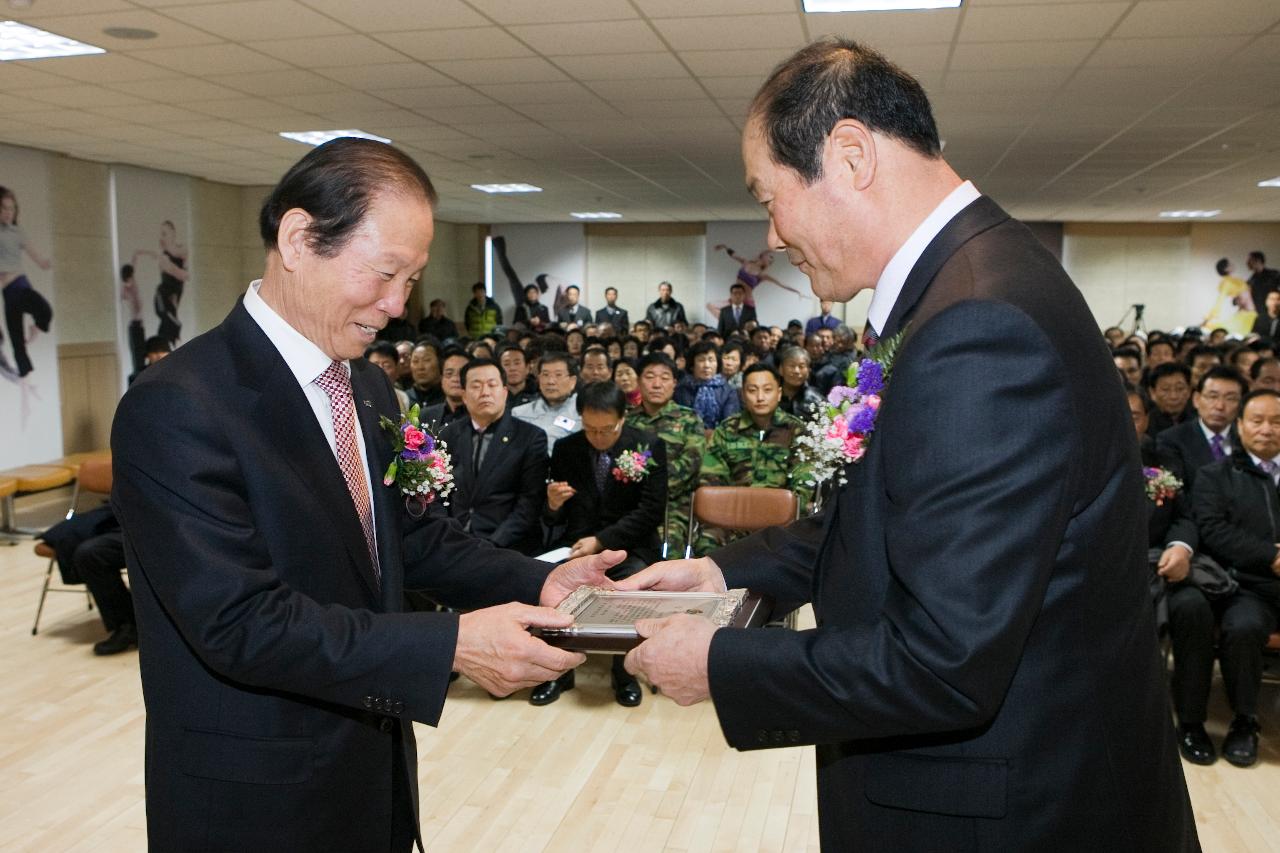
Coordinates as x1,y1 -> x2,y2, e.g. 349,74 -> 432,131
585,228 -> 705,324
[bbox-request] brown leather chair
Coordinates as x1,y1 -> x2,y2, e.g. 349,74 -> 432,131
32,457 -> 113,635
687,485 -> 801,627
0,464 -> 75,539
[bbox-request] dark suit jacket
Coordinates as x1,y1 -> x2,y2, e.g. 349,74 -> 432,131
1193,450 -> 1280,595
422,400 -> 466,432
595,305 -> 629,334
545,427 -> 667,567
717,303 -> 756,337
514,301 -> 550,330
1156,416 -> 1233,493
1252,312 -> 1280,339
439,414 -> 548,553
111,301 -> 551,852
556,304 -> 591,326
706,197 -> 1196,851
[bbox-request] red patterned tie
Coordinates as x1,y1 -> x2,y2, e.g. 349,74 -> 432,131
314,361 -> 379,583
862,325 -> 880,350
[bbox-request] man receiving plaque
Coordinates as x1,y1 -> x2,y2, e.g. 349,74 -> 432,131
621,39 -> 1198,852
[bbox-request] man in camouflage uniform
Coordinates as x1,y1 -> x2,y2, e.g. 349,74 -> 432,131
692,363 -> 813,555
626,351 -> 704,555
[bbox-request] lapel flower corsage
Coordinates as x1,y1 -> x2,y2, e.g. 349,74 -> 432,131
379,404 -> 455,517
796,330 -> 904,493
612,446 -> 656,483
1143,466 -> 1182,506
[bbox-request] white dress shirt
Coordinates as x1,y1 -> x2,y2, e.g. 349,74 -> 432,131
865,180 -> 982,337
242,280 -> 378,539
1248,451 -> 1280,485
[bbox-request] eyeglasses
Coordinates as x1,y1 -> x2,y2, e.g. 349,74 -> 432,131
583,422 -> 622,438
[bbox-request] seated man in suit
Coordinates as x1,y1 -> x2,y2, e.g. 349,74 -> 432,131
1146,362 -> 1195,437
422,346 -> 468,430
512,351 -> 580,454
1190,389 -> 1280,767
440,358 -> 548,555
1157,365 -> 1245,491
39,505 -> 135,655
1186,344 -> 1222,389
717,283 -> 756,337
535,381 -> 668,707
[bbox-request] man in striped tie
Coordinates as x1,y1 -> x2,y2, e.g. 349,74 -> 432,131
112,138 -> 623,852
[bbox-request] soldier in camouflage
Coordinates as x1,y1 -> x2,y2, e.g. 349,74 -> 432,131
692,363 -> 813,555
626,351 -> 705,556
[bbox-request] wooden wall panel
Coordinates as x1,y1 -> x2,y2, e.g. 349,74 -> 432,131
57,342 -> 118,454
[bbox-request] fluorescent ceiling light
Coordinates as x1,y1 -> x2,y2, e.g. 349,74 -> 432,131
570,211 -> 622,220
1258,177 -> 1280,188
0,20 -> 105,60
279,129 -> 391,146
1158,210 -> 1221,219
803,0 -> 962,11
471,183 -> 542,194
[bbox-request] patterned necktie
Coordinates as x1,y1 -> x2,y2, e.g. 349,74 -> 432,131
862,324 -> 880,350
594,451 -> 612,494
314,361 -> 379,582
733,305 -> 741,323
1210,433 -> 1225,461
1260,459 -> 1278,483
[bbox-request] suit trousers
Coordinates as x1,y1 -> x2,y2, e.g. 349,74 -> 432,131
1168,582 -> 1279,721
73,530 -> 132,631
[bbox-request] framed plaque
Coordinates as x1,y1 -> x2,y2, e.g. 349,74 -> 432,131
532,587 -> 774,653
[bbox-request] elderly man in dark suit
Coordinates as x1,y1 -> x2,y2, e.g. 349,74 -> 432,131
621,38 -> 1196,852
534,381 -> 667,708
111,139 -> 622,853
439,358 -> 548,554
1157,365 -> 1245,491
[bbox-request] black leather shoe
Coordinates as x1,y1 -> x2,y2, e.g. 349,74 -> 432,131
1176,723 -> 1216,766
93,624 -> 137,656
1222,715 -> 1261,768
612,672 -> 642,707
529,671 -> 574,706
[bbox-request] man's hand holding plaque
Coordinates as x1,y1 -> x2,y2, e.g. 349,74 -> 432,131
613,556 -> 728,595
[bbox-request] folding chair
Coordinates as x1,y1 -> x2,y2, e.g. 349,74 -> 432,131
32,457 -> 113,635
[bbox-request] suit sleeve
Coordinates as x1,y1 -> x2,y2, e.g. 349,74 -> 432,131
489,428 -> 549,548
708,300 -> 1080,747
542,438 -> 571,525
112,378 -> 464,727
1192,467 -> 1276,573
597,439 -> 668,551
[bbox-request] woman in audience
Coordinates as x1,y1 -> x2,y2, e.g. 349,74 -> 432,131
406,340 -> 444,408
621,336 -> 641,361
612,360 -> 641,408
606,339 -> 622,362
565,328 -> 586,358
468,340 -> 494,360
675,340 -> 740,429
777,345 -> 824,421
721,340 -> 745,388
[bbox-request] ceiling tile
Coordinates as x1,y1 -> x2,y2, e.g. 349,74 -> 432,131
586,78 -> 708,101
11,0 -> 133,17
679,47 -> 796,78
110,77 -> 249,102
24,85 -> 149,109
207,69 -> 349,97
960,3 -> 1128,42
551,51 -> 688,80
15,10 -> 222,51
89,102 -> 212,123
429,57 -> 568,85
474,81 -> 600,104
652,14 -> 805,52
246,35 -> 406,68
375,27 -> 534,62
419,104 -> 529,125
378,86 -> 499,110
508,21 -> 667,55
164,0 -> 351,41
187,97 -> 298,119
633,0 -> 794,15
15,53 -> 179,84
1112,0 -> 1280,38
130,43 -> 291,75
1087,36 -> 1250,69
306,0 -> 489,31
950,38 -> 1096,71
312,62 -> 453,90
465,0 -> 639,25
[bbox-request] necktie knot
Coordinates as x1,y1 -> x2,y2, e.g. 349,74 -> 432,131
1210,432 -> 1226,461
862,326 -> 880,350
314,360 -> 351,401
1261,459 -> 1277,477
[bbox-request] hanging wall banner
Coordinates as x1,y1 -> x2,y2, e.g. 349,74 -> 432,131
703,221 -> 818,332
0,143 -> 61,468
488,224 -> 586,331
110,165 -> 193,390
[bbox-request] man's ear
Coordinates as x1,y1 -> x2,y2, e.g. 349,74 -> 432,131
829,119 -> 876,192
276,208 -> 313,272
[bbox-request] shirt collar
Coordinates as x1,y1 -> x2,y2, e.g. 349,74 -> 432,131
866,181 -> 981,336
1248,451 -> 1280,470
243,280 -> 339,388
1199,419 -> 1229,445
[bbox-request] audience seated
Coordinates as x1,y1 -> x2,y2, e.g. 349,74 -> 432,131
1184,389 -> 1280,768
512,351 -> 580,453
496,343 -> 539,408
674,340 -> 740,429
439,358 -> 548,555
420,297 -> 461,341
422,347 -> 469,430
1187,344 -> 1222,389
777,346 -> 824,421
364,340 -> 410,413
534,381 -> 668,707
1251,356 -> 1280,391
405,340 -> 444,409
1146,362 -> 1195,437
39,505 -> 134,655
1113,346 -> 1144,389
813,324 -> 858,395
579,346 -> 611,384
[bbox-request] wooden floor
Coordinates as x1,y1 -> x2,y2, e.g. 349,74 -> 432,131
1,489 -> 1278,851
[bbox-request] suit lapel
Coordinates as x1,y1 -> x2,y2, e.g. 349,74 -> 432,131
880,196 -> 1010,340
225,304 -> 380,603
449,425 -> 476,505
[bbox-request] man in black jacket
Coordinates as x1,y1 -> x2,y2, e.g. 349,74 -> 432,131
1157,366 -> 1245,491
716,282 -> 757,337
1190,388 -> 1280,768
534,381 -> 668,707
1246,251 -> 1280,318
440,358 -> 548,554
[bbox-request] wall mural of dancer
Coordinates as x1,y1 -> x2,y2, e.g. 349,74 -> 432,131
705,222 -> 831,331
111,166 -> 194,393
0,143 -> 62,468
705,243 -> 802,320
1203,257 -> 1256,336
488,224 -> 587,330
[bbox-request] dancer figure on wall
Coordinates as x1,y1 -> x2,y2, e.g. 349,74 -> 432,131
0,185 -> 53,379
1203,257 -> 1256,337
134,220 -> 188,347
706,243 -> 803,319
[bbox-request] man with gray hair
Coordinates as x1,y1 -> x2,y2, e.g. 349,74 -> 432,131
621,38 -> 1196,851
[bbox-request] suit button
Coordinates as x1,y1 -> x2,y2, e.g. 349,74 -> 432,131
363,696 -> 374,710
392,700 -> 404,715
380,718 -> 394,734
771,730 -> 784,744
756,730 -> 767,744
377,698 -> 387,711
788,730 -> 800,743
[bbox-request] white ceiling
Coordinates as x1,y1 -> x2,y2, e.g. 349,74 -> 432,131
1,0 -> 1279,223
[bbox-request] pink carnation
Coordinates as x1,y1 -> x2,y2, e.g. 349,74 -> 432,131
843,433 -> 865,461
826,415 -> 847,441
403,426 -> 426,451
866,394 -> 881,410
